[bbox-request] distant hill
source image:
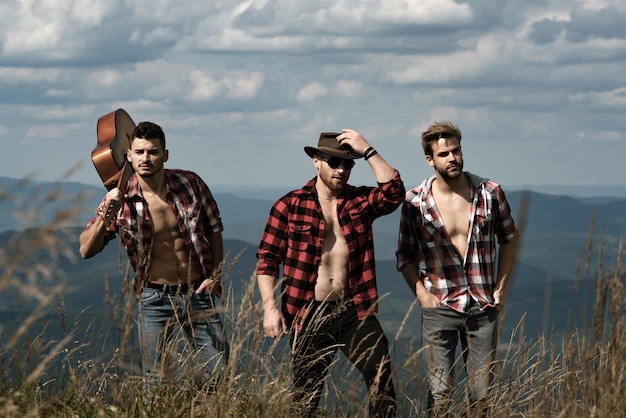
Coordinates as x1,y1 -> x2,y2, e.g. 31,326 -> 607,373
0,224 -> 597,344
512,184 -> 626,200
0,175 -> 621,341
0,225 -> 257,313
2,175 -> 624,279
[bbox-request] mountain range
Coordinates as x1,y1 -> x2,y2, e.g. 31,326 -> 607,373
1,176 -> 624,340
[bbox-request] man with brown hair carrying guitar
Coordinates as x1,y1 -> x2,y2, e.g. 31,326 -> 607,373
79,121 -> 229,395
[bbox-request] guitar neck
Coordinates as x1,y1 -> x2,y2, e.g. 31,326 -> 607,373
103,161 -> 133,191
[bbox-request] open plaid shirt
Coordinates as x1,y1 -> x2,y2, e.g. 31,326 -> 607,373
85,169 -> 223,289
396,172 -> 518,313
256,171 -> 404,329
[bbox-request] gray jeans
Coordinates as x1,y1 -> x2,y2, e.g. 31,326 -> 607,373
421,302 -> 498,409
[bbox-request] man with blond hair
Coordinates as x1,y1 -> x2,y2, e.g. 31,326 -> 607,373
396,121 -> 519,415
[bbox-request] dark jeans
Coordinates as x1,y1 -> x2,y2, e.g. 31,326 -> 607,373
421,302 -> 498,412
291,299 -> 397,417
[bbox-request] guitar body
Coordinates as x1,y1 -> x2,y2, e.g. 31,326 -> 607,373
92,109 -> 136,190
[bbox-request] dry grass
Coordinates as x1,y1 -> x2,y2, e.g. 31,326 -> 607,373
0,183 -> 624,417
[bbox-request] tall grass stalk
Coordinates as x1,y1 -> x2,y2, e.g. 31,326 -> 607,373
0,183 -> 624,417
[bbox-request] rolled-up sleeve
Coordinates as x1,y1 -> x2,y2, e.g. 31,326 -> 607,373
396,200 -> 420,271
494,186 -> 519,245
256,200 -> 289,278
370,170 -> 405,216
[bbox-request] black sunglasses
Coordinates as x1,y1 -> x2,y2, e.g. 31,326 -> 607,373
317,155 -> 355,169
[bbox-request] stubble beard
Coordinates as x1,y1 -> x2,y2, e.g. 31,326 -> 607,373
135,163 -> 162,178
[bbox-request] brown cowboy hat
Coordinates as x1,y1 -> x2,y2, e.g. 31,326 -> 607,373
304,132 -> 361,160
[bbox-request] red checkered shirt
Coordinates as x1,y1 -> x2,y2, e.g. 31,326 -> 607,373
85,169 -> 223,288
396,172 -> 518,313
256,171 -> 404,329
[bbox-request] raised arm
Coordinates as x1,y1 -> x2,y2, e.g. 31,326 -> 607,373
336,129 -> 396,183
79,217 -> 108,258
79,188 -> 123,258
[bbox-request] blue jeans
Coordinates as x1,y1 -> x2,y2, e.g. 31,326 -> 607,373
421,302 -> 498,410
137,286 -> 229,390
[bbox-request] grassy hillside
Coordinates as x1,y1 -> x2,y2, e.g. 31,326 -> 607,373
1,237 -> 622,416
1,177 -> 624,416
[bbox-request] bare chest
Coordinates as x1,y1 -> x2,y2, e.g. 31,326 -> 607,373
143,193 -> 179,236
319,200 -> 342,236
141,192 -> 202,282
434,193 -> 471,242
316,199 -> 349,300
318,201 -> 349,261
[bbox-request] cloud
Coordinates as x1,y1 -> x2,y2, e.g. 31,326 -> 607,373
0,67 -> 62,84
565,3 -> 626,42
296,82 -> 328,102
529,19 -> 564,45
0,0 -> 625,190
24,124 -> 66,140
234,0 -> 473,33
569,86 -> 626,109
334,80 -> 363,98
2,0 -> 114,57
21,105 -> 95,120
185,0 -> 475,53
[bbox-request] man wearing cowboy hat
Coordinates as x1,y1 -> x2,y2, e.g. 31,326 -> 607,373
256,129 -> 404,417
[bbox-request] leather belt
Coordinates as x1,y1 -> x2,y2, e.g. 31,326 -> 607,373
145,278 -> 204,294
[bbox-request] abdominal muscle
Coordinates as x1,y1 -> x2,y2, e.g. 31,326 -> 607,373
144,196 -> 204,284
148,235 -> 204,284
315,208 -> 350,301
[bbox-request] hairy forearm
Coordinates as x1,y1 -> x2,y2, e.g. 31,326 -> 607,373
257,273 -> 279,311
78,220 -> 107,259
495,241 -> 518,291
400,264 -> 427,299
366,152 -> 397,183
208,231 -> 224,278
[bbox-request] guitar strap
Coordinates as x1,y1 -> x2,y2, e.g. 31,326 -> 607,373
116,161 -> 134,195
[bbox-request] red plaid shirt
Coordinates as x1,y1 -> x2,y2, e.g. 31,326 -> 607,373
396,172 -> 518,313
256,171 -> 404,329
85,169 -> 223,288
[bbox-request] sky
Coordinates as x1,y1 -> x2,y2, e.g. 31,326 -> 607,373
1,0 -> 626,195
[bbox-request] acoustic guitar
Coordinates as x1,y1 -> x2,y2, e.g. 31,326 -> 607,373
92,109 -> 135,190
91,109 -> 136,225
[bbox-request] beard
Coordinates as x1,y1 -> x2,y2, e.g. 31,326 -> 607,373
318,167 -> 349,192
435,160 -> 464,181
